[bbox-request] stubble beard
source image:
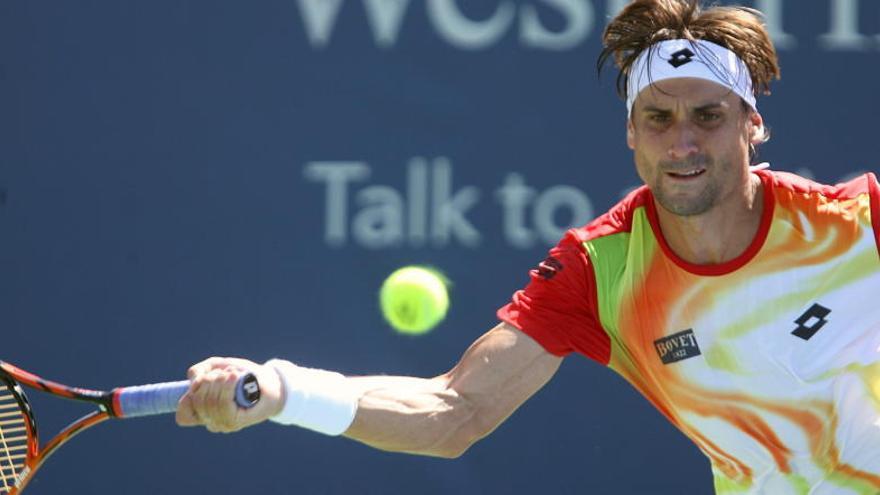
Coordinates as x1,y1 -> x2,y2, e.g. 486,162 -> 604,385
651,156 -> 720,217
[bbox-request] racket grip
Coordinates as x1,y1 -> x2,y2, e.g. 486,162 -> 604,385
114,373 -> 260,418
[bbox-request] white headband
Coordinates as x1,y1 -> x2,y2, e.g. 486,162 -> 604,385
626,39 -> 756,116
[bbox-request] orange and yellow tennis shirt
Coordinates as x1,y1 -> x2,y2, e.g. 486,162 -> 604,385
498,169 -> 880,494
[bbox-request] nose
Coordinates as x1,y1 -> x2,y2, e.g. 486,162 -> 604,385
667,123 -> 699,160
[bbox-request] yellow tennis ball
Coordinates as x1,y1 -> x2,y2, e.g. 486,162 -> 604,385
380,266 -> 449,335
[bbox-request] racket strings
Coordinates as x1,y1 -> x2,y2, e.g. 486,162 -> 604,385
0,392 -> 28,493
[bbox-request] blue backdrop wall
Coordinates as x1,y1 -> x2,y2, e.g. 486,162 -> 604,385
1,1 -> 878,493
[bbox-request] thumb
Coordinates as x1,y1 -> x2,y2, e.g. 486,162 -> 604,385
175,394 -> 200,427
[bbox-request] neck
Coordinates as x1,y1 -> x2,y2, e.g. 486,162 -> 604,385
655,173 -> 764,265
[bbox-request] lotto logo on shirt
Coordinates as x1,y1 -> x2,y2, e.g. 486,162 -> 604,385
536,256 -> 563,280
654,329 -> 702,365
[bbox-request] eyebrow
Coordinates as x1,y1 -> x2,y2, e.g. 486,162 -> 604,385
641,105 -> 671,114
640,101 -> 728,114
693,102 -> 726,112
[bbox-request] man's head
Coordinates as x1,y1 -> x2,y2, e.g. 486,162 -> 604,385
598,0 -> 780,216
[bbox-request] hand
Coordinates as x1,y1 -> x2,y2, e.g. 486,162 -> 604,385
176,357 -> 285,433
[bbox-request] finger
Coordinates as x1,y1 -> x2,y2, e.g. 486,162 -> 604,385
193,369 -> 238,429
213,370 -> 243,431
216,371 -> 237,414
187,369 -> 220,423
186,357 -> 234,381
175,394 -> 200,427
203,369 -> 230,410
182,360 -> 269,433
205,420 -> 237,434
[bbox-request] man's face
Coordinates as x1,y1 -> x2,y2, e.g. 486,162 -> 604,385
627,77 -> 762,217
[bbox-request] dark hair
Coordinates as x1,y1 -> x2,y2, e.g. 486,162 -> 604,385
597,0 -> 781,103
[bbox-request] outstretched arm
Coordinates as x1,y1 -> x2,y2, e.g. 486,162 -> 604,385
345,322 -> 561,457
177,322 -> 561,458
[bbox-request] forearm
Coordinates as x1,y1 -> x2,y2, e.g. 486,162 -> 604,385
263,361 -> 483,457
344,375 -> 480,458
178,324 -> 561,454
342,325 -> 561,457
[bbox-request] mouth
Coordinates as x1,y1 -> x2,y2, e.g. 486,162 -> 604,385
666,168 -> 706,180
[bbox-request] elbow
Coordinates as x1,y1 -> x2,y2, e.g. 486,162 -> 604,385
422,397 -> 493,459
430,437 -> 477,459
434,449 -> 467,460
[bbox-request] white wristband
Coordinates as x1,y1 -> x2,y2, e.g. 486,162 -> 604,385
264,359 -> 359,436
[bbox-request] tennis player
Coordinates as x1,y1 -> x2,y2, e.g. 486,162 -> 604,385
177,1 -> 880,493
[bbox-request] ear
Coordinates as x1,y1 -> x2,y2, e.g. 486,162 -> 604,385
747,111 -> 766,145
626,119 -> 635,150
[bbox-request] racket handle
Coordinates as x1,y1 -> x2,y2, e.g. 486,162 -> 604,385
113,373 -> 260,418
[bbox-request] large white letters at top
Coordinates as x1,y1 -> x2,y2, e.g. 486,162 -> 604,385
520,0 -> 593,50
427,0 -> 516,50
296,0 -> 345,47
364,0 -> 412,48
819,0 -> 873,50
754,0 -> 796,49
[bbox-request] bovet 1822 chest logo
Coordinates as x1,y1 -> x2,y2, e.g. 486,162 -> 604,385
654,329 -> 702,364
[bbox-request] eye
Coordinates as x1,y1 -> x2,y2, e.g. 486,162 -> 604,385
647,113 -> 671,124
697,112 -> 722,123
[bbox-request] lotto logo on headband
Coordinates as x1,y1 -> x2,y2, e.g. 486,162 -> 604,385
626,39 -> 757,116
668,48 -> 695,68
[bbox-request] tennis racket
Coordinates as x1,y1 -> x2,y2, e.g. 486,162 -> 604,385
0,360 -> 260,494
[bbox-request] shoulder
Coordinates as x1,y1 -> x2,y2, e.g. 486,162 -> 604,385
567,185 -> 652,244
761,169 -> 878,200
513,187 -> 659,303
543,185 -> 653,274
761,168 -> 880,252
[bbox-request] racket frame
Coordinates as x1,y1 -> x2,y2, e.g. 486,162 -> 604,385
0,361 -> 128,494
0,360 -> 258,493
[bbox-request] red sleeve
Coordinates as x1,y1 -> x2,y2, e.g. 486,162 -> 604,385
497,230 -> 611,365
868,173 -> 880,254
